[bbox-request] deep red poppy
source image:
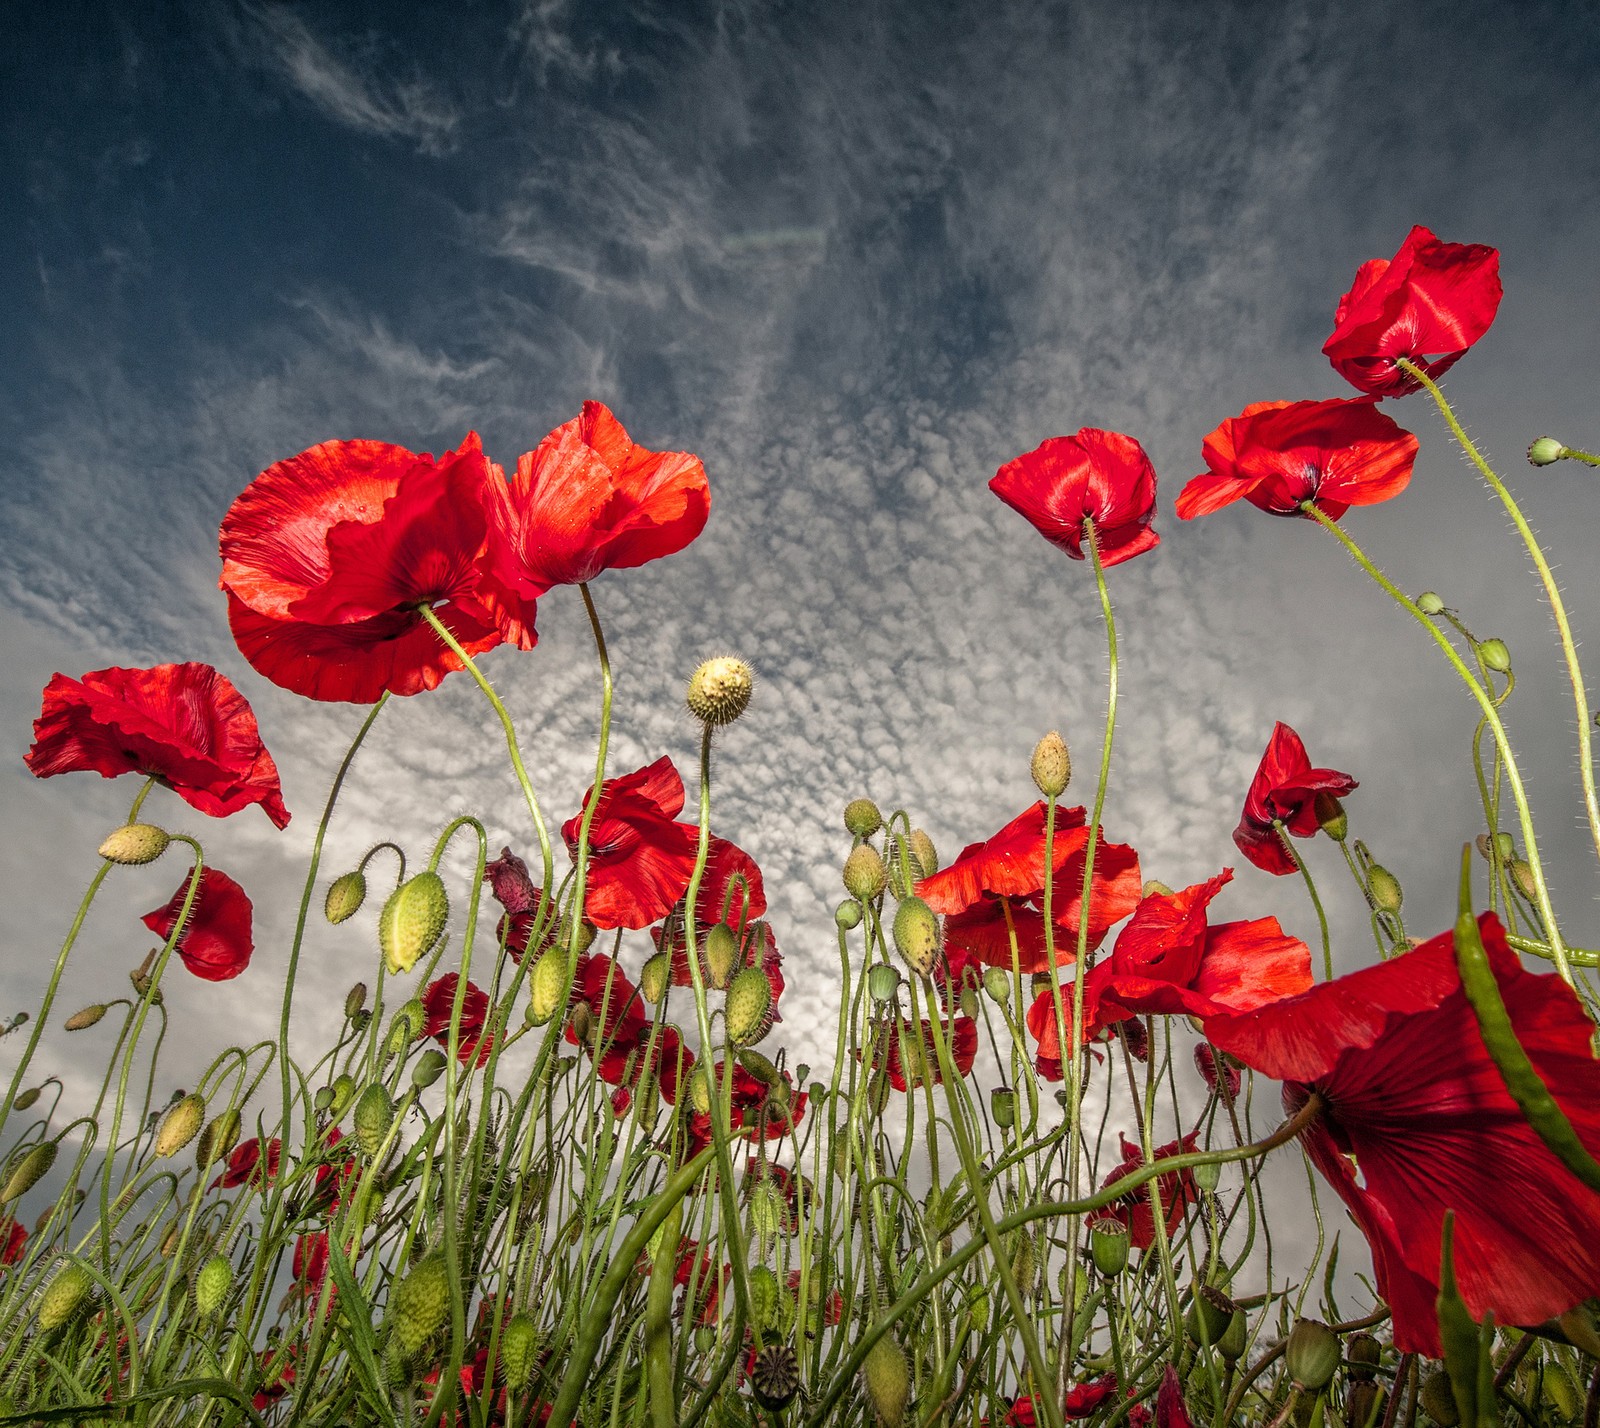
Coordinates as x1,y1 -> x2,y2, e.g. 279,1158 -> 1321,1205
656,836 -> 768,983
422,974 -> 494,1067
1194,1041 -> 1242,1104
293,1230 -> 329,1297
1175,399 -> 1418,522
1100,1130 -> 1201,1251
485,400 -> 710,594
688,1063 -> 807,1156
566,955 -> 694,1107
1006,1375 -> 1120,1426
867,1015 -> 979,1092
26,662 -> 290,828
562,757 -> 701,930
1205,913 -> 1600,1355
140,867 -> 254,982
484,846 -> 557,963
211,1137 -> 282,1191
1322,226 -> 1503,397
220,432 -> 536,704
674,1239 -> 733,1326
0,1218 -> 25,1267
1234,723 -> 1357,875
990,429 -> 1159,567
1155,1365 -> 1194,1428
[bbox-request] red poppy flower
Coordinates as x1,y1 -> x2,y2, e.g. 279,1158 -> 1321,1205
1100,1130 -> 1201,1250
211,1137 -> 281,1190
26,663 -> 290,828
1156,1365 -> 1194,1428
674,1239 -> 733,1326
485,400 -> 710,594
1194,1041 -> 1241,1105
1234,723 -> 1357,875
655,836 -> 768,982
140,867 -> 255,981
688,1063 -> 806,1156
220,432 -> 537,704
566,955 -> 694,1106
0,1218 -> 25,1267
1175,399 -> 1418,522
866,1015 -> 979,1092
1205,913 -> 1600,1355
1322,226 -> 1503,397
562,757 -> 701,930
1006,1375 -> 1120,1426
293,1230 -> 329,1296
422,974 -> 494,1067
990,429 -> 1159,567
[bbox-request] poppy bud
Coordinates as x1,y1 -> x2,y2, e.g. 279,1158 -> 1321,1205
390,1252 -> 452,1358
1193,1158 -> 1221,1194
1285,1318 -> 1341,1392
10,1086 -> 41,1111
808,1080 -> 826,1106
501,1311 -> 539,1391
526,952 -> 568,1026
1527,436 -> 1569,466
1,1140 -> 57,1202
1345,1332 -> 1381,1381
844,798 -> 884,838
686,655 -> 754,726
194,1254 -> 232,1319
751,1342 -> 801,1410
1477,637 -> 1512,673
835,900 -> 863,931
1493,831 -> 1514,860
1031,730 -> 1072,797
749,1263 -> 782,1331
861,1335 -> 910,1428
411,1050 -> 448,1089
1089,1217 -> 1128,1277
1474,833 -> 1493,861
738,1049 -> 780,1085
892,897 -> 941,977
1417,590 -> 1446,616
195,1109 -> 240,1169
155,1093 -> 206,1158
703,924 -> 739,990
1420,1369 -> 1459,1425
38,1262 -> 93,1333
1011,1229 -> 1038,1296
959,986 -> 980,1020
344,983 -> 368,1020
909,829 -> 939,877
324,870 -> 367,925
1314,791 -> 1348,841
640,952 -> 670,1004
354,1084 -> 395,1158
98,823 -> 171,866
990,1086 -> 1017,1129
868,963 -> 902,1004
885,836 -> 920,900
1186,1282 -> 1237,1344
726,966 -> 773,1047
983,967 -> 1011,1004
1141,879 -> 1175,899
1218,1309 -> 1248,1362
64,1004 -> 107,1031
1509,859 -> 1537,901
327,1073 -> 356,1119
378,871 -> 449,976
1366,865 -> 1403,914
688,1065 -> 714,1117
794,1061 -> 810,1083
843,846 -> 887,901
314,1085 -> 336,1113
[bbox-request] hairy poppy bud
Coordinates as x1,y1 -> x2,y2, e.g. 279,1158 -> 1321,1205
1493,830 -> 1514,860
1141,879 -> 1174,899
843,845 -> 887,901
379,871 -> 448,976
412,1050 -> 448,1088
325,870 -> 367,925
1,1140 -> 57,1202
1420,1369 -> 1459,1425
1366,865 -> 1403,914
703,924 -> 739,990
892,897 -> 940,977
844,798 -> 883,838
835,900 -> 862,931
1089,1217 -> 1128,1277
327,1073 -> 356,1118
501,1311 -> 539,1390
526,953 -> 568,1027
195,1109 -> 240,1169
1477,637 -> 1512,673
749,1263 -> 782,1331
738,1049 -> 780,1085
862,1335 -> 910,1427
10,1086 -> 41,1111
725,966 -> 773,1047
1527,436 -> 1569,466
868,963 -> 902,1004
1314,791 -> 1348,841
390,1252 -> 451,1358
38,1262 -> 93,1333
959,986 -> 980,1019
64,1004 -> 107,1031
687,1065 -> 713,1117
908,829 -> 938,877
1285,1318 -> 1341,1392
1031,730 -> 1072,797
194,1254 -> 232,1318
155,1093 -> 206,1158
640,952 -> 670,1004
1416,590 -> 1446,616
98,822 -> 171,866
983,966 -> 1011,1003
990,1086 -> 1017,1130
751,1342 -> 801,1411
1509,858 -> 1537,901
354,1084 -> 395,1158
344,982 -> 368,1020
686,655 -> 754,726
385,1000 -> 426,1053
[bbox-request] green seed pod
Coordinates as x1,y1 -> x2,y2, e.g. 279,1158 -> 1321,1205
834,900 -> 863,931
1314,791 -> 1348,841
2,1140 -> 58,1202
61,1003 -> 103,1032
844,798 -> 883,838
501,1312 -> 539,1391
354,1084 -> 396,1158
703,923 -> 739,990
639,952 -> 671,1004
982,966 -> 1011,1004
749,1263 -> 781,1332
1089,1217 -> 1128,1277
390,1252 -> 452,1359
411,1050 -> 448,1089
808,1080 -> 826,1106
1285,1318 -> 1342,1392
526,952 -> 568,1027
861,1334 -> 911,1426
10,1086 -> 41,1111
1367,866 -> 1403,914
686,655 -> 755,726
378,871 -> 449,976
1186,1283 -> 1238,1345
1527,436 -> 1568,467
195,1109 -> 241,1169
1193,1158 -> 1221,1194
155,1093 -> 206,1158
990,1086 -> 1016,1130
867,963 -> 902,1004
892,897 -> 940,977
725,966 -> 773,1047
1420,1369 -> 1460,1425
738,1049 -> 780,1085
194,1254 -> 232,1318
325,870 -> 368,925
1217,1309 -> 1248,1362
843,845 -> 887,901
1416,590 -> 1446,616
1031,730 -> 1072,797
1477,638 -> 1512,673
97,823 -> 171,866
38,1262 -> 94,1333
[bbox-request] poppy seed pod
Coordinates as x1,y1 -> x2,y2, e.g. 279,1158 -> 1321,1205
526,952 -> 568,1026
1,1140 -> 57,1203
725,965 -> 774,1047
1285,1318 -> 1342,1392
324,870 -> 367,925
751,1342 -> 801,1411
64,1004 -> 107,1031
843,845 -> 887,901
354,1084 -> 395,1158
98,822 -> 171,866
983,966 -> 1011,1004
862,1335 -> 911,1427
868,963 -> 902,1004
835,899 -> 863,931
1186,1282 -> 1239,1344
501,1312 -> 539,1391
990,1086 -> 1017,1130
38,1263 -> 94,1333
686,655 -> 754,726
1416,590 -> 1446,616
1366,865 -> 1403,914
844,798 -> 883,838
390,1252 -> 451,1359
1345,1332 -> 1381,1381
194,1254 -> 232,1318
892,897 -> 940,977
1314,791 -> 1348,841
703,923 -> 739,990
1031,730 -> 1072,797
1217,1309 -> 1248,1362
1089,1217 -> 1129,1277
1527,436 -> 1569,466
378,871 -> 448,976
155,1093 -> 206,1158
1477,637 -> 1512,673
639,951 -> 670,1004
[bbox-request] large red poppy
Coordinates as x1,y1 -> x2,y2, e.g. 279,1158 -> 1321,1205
422,974 -> 495,1067
1322,225 -> 1503,398
0,1218 -> 27,1267
990,429 -> 1159,567
1174,399 -> 1418,522
1205,914 -> 1600,1355
485,401 -> 710,595
1234,723 -> 1357,875
562,757 -> 701,930
140,866 -> 254,981
220,432 -> 536,704
26,663 -> 289,828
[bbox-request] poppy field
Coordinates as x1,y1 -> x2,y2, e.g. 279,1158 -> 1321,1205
6,224 -> 1600,1427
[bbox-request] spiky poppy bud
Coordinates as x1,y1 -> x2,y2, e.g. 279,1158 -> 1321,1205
38,1262 -> 93,1332
384,999 -> 426,1056
862,1334 -> 910,1426
1420,1370 -> 1459,1426
1416,590 -> 1446,616
639,952 -> 670,1005
325,870 -> 368,925
1285,1318 -> 1341,1392
982,966 -> 1011,1004
725,966 -> 773,1047
328,1073 -> 357,1119
155,1093 -> 206,1158
739,1048 -> 780,1085
1477,637 -> 1512,673
686,655 -> 755,726
908,829 -> 938,877
1141,879 -> 1175,899
1089,1217 -> 1128,1277
1,1140 -> 56,1202
526,953 -> 568,1027
193,1109 -> 239,1171
64,1004 -> 107,1031
1367,865 -> 1403,914
1011,1228 -> 1038,1296
343,983 -> 368,1020
990,1086 -> 1016,1130
751,1342 -> 801,1410
98,822 -> 171,866
10,1086 -> 40,1111
501,1311 -> 539,1391
194,1254 -> 232,1318
411,1050 -> 448,1089
749,1263 -> 782,1331
835,900 -> 862,931
378,871 -> 448,976
687,1065 -> 713,1117
1528,436 -> 1569,467
1509,858 -> 1537,901
1031,730 -> 1072,797
1314,791 -> 1348,841
958,986 -> 980,1019
354,1084 -> 396,1158
844,798 -> 883,838
703,923 -> 739,990
843,845 -> 887,901
868,963 -> 902,1004
390,1252 -> 451,1358
892,897 -> 940,977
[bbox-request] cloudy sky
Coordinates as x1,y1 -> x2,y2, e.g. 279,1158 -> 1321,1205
5,0 -> 1600,1239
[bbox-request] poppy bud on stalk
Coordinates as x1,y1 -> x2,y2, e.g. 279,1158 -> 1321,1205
1314,791 -> 1348,841
38,1263 -> 93,1333
526,953 -> 568,1026
390,1252 -> 452,1359
908,829 -> 939,877
501,1312 -> 539,1391
97,823 -> 171,866
1217,1309 -> 1248,1363
703,924 -> 739,990
1416,591 -> 1446,616
411,1050 -> 448,1089
843,846 -> 887,901
194,1254 -> 232,1319
1527,436 -> 1569,466
844,798 -> 883,838
195,1109 -> 240,1169
155,1093 -> 206,1158
640,952 -> 670,1004
1366,865 -> 1403,914
868,963 -> 902,1004
378,872 -> 448,976
1031,730 -> 1072,797
64,1004 -> 107,1031
1477,637 -> 1512,673
10,1086 -> 41,1111
1285,1318 -> 1342,1392
835,900 -> 862,931
0,1140 -> 57,1202
324,870 -> 367,925
892,897 -> 941,977
862,1335 -> 911,1428
983,967 -> 1011,1004
354,1084 -> 396,1158
1509,859 -> 1537,901
685,655 -> 755,726
1089,1217 -> 1129,1277
725,965 -> 774,1047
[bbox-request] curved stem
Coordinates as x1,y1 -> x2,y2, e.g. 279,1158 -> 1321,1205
1276,824 -> 1333,980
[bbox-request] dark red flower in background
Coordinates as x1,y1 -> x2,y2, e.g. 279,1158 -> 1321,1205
140,866 -> 255,981
422,974 -> 495,1067
0,1218 -> 26,1267
485,846 -> 558,963
990,429 -> 1159,567
867,1015 -> 979,1092
1006,1374 -> 1120,1426
1234,723 -> 1357,875
655,836 -> 768,984
293,1230 -> 330,1301
1205,914 -> 1600,1355
688,1062 -> 807,1156
1101,1130 -> 1201,1251
567,955 -> 694,1110
26,663 -> 289,828
211,1137 -> 281,1191
1175,399 -> 1418,522
1323,225 -> 1503,397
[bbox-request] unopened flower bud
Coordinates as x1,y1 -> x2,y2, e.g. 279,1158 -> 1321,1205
1528,436 -> 1569,467
959,986 -> 980,1019
861,1335 -> 910,1428
1141,879 -> 1174,899
738,1049 -> 780,1085
725,966 -> 774,1047
868,963 -> 902,1004
908,829 -> 939,878
835,900 -> 862,931
703,924 -> 739,990
10,1086 -> 40,1111
390,1252 -> 452,1358
411,1050 -> 448,1089
501,1312 -> 540,1391
569,1002 -> 594,1048
1416,590 -> 1446,616
688,1065 -> 713,1117
1493,831 -> 1514,860
1314,791 -> 1348,841
1366,865 -> 1403,914
38,1262 -> 93,1333
324,870 -> 368,925
983,966 -> 1011,1004
0,1140 -> 57,1202
843,846 -> 887,901
1285,1318 -> 1342,1392
991,1086 -> 1017,1130
1510,859 -> 1537,901
98,823 -> 171,866
892,896 -> 941,977
844,798 -> 883,838
1218,1309 -> 1248,1362
1420,1369 -> 1460,1425
1477,637 -> 1512,673
195,1109 -> 240,1169
354,1083 -> 395,1158
378,872 -> 449,976
194,1254 -> 232,1318
1030,730 -> 1072,797
640,952 -> 670,1004
1089,1217 -> 1129,1277
686,655 -> 755,726
526,953 -> 568,1027
155,1093 -> 206,1158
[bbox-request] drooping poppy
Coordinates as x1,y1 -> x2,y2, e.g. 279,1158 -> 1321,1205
1006,1374 -> 1121,1426
1204,913 -> 1600,1355
26,662 -> 290,828
140,866 -> 255,981
211,1136 -> 281,1191
1174,399 -> 1418,522
1322,225 -> 1503,397
422,974 -> 495,1067
990,428 -> 1159,567
1234,723 -> 1357,876
1100,1130 -> 1201,1251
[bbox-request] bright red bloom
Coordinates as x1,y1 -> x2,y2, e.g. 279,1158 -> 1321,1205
423,974 -> 494,1067
140,867 -> 254,981
1101,1130 -> 1201,1251
656,836 -> 768,983
566,956 -> 694,1107
562,757 -> 701,930
211,1136 -> 281,1190
26,663 -> 290,828
868,1015 -> 979,1092
293,1231 -> 329,1297
486,400 -> 710,593
220,432 -> 536,704
1006,1375 -> 1120,1426
1175,399 -> 1418,522
990,429 -> 1159,567
1235,722 -> 1357,875
1205,913 -> 1600,1355
0,1218 -> 25,1267
1323,225 -> 1503,397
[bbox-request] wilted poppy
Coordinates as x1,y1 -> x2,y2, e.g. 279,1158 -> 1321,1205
990,429 -> 1159,567
422,974 -> 494,1067
1234,723 -> 1357,875
141,866 -> 255,981
26,662 -> 289,828
211,1136 -> 281,1191
1323,225 -> 1503,397
1205,913 -> 1600,1355
1175,399 -> 1418,522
